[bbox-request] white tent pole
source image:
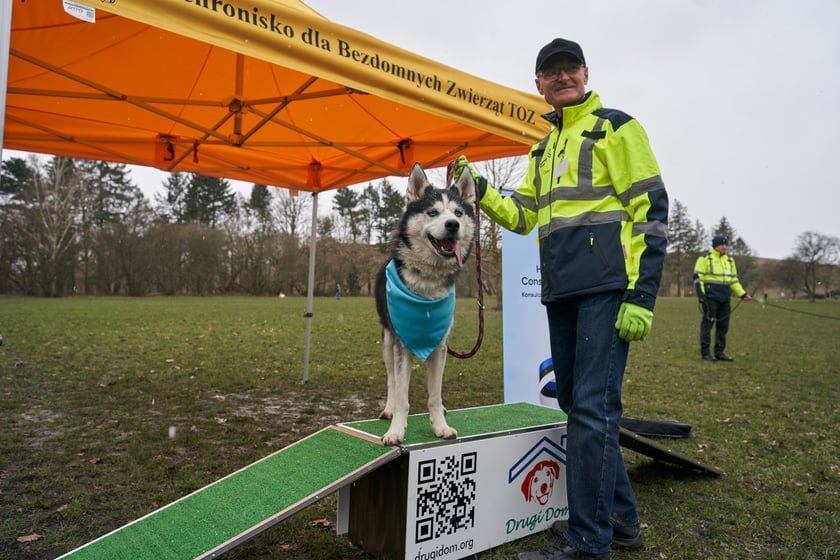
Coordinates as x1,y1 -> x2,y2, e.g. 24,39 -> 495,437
301,191 -> 319,383
0,0 -> 12,162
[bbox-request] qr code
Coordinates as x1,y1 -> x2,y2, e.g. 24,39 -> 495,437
415,452 -> 477,542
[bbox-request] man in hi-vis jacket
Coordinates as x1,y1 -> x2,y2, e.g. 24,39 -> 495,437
694,235 -> 752,361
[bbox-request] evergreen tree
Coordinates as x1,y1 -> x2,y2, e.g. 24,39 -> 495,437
247,183 -> 273,227
374,179 -> 404,247
0,157 -> 33,197
359,183 -> 379,244
77,160 -> 141,228
332,188 -> 362,242
317,215 -> 336,238
711,216 -> 752,256
665,199 -> 705,296
184,174 -> 236,227
155,172 -> 190,222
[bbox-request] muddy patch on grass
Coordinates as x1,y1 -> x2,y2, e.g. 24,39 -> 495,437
19,405 -> 64,449
226,393 -> 373,426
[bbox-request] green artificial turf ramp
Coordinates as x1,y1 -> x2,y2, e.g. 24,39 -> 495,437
340,402 -> 568,446
57,427 -> 398,560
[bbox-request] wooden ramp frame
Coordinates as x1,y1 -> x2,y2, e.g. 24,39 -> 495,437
54,402 -> 716,559
56,427 -> 400,560
55,403 -> 569,560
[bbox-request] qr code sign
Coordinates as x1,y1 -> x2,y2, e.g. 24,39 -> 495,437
414,452 -> 477,542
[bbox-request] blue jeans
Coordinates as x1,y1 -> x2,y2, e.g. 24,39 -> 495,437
545,291 -> 638,554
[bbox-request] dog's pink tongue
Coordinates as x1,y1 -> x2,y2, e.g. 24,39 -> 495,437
454,243 -> 463,268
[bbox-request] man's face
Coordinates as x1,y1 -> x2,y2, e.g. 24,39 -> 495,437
716,243 -> 728,254
535,56 -> 588,109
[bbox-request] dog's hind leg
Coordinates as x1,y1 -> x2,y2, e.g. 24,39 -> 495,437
426,344 -> 457,440
382,337 -> 412,446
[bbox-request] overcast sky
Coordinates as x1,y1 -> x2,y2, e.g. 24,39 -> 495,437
298,0 -> 839,260
6,0 -> 839,259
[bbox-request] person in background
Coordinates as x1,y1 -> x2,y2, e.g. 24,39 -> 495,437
694,235 -> 751,361
455,37 -> 668,560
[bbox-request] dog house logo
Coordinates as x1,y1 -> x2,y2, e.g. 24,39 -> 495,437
509,435 -> 567,505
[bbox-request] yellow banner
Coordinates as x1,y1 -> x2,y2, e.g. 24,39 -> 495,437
76,0 -> 550,144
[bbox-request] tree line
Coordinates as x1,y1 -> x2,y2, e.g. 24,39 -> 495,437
0,155 -> 398,297
1,155 -> 837,301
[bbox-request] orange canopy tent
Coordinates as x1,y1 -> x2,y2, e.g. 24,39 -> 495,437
2,0 -> 549,190
1,0 -> 550,379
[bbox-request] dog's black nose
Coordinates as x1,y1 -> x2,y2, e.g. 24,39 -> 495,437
445,219 -> 460,232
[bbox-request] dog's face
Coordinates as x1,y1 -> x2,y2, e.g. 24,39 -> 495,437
398,163 -> 476,272
521,460 -> 560,506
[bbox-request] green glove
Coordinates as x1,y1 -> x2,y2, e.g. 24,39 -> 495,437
453,155 -> 483,184
614,302 -> 653,342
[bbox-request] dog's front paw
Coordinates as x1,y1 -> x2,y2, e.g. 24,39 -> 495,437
379,409 -> 393,420
435,426 -> 458,440
381,430 -> 405,446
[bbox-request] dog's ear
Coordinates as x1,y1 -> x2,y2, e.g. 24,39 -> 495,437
405,162 -> 431,204
453,165 -> 476,206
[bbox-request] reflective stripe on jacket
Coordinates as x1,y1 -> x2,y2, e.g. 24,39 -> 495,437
479,91 -> 668,310
693,250 -> 746,301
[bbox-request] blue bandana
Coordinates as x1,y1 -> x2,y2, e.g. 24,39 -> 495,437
385,260 -> 456,362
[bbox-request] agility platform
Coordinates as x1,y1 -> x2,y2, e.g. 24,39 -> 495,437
56,402 -> 572,560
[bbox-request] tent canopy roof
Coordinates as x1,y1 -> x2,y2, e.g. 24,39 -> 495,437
5,0 -> 549,191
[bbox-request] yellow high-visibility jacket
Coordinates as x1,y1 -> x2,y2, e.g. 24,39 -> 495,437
479,91 -> 668,310
693,249 -> 746,301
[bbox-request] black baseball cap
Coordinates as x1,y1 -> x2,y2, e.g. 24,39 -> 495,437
535,38 -> 586,73
712,235 -> 727,247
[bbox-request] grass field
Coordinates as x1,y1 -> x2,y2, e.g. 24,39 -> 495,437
1,295 -> 838,560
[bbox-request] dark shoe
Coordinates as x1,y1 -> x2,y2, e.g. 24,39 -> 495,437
551,518 -> 642,552
518,537 -> 610,559
609,514 -> 643,550
518,534 -> 571,560
715,354 -> 734,362
702,354 -> 717,361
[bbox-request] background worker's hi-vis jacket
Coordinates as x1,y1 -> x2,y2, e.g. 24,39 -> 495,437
479,91 -> 669,310
693,249 -> 747,301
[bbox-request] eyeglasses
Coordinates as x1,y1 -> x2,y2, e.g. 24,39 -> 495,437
537,63 -> 583,79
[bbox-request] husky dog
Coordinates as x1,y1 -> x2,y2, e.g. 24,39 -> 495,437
374,162 -> 476,446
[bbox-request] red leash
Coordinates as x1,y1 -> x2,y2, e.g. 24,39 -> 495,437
446,159 -> 484,359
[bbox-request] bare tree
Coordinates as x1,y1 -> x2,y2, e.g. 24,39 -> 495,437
273,188 -> 311,237
110,197 -> 156,296
76,159 -> 143,294
16,157 -> 83,296
769,258 -> 801,299
790,231 -> 840,301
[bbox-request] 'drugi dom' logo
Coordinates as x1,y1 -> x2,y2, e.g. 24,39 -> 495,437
521,460 -> 560,505
508,435 -> 567,505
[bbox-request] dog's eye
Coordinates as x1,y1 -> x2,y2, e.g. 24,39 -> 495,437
454,210 -> 463,218
426,210 -> 439,217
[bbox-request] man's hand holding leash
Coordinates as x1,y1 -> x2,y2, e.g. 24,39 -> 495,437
452,156 -> 488,198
